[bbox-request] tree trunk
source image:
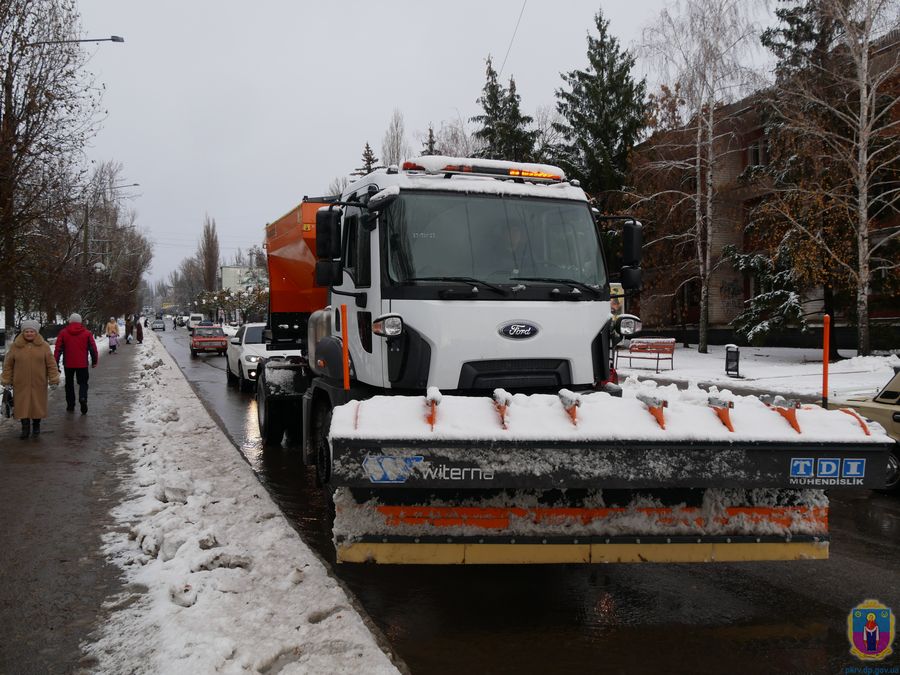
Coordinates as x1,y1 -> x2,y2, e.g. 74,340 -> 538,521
699,275 -> 710,353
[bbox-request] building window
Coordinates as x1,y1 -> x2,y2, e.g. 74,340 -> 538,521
746,137 -> 769,168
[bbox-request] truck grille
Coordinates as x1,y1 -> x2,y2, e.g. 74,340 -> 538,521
457,359 -> 571,391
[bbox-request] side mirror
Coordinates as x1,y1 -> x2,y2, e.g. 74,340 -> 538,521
315,260 -> 343,287
315,208 -> 342,259
621,266 -> 642,291
230,337 -> 241,345
368,186 -> 398,212
622,220 -> 642,268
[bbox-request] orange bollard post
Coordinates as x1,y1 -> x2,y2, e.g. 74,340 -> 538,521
340,304 -> 350,391
822,314 -> 830,409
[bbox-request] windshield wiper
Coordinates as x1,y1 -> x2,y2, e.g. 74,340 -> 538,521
404,276 -> 509,295
510,277 -> 602,297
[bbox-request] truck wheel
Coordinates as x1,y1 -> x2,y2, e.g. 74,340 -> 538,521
257,381 -> 286,446
226,360 -> 237,386
313,400 -> 332,487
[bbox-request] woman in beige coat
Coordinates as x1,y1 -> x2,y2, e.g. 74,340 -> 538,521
0,320 -> 60,439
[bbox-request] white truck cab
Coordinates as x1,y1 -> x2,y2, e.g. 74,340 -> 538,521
308,157 -> 641,396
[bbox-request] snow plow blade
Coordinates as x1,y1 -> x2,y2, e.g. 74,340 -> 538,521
327,388 -> 894,564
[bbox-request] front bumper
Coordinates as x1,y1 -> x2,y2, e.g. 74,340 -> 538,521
330,438 -> 893,490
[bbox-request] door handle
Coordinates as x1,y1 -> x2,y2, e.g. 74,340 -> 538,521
893,412 -> 900,423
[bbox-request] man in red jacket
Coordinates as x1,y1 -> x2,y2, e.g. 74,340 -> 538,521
54,313 -> 99,414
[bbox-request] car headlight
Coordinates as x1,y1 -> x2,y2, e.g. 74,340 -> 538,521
245,355 -> 260,363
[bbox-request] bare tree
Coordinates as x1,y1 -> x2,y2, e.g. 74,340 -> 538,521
764,0 -> 900,354
197,214 -> 220,292
381,108 -> 411,167
531,104 -> 565,163
435,111 -> 483,157
0,0 -> 101,332
639,0 -> 762,352
326,175 -> 351,196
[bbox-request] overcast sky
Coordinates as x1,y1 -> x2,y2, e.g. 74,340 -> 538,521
77,0 -> 688,283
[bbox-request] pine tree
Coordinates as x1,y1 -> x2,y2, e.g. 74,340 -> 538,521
554,9 -> 646,205
421,124 -> 438,156
501,77 -> 537,162
470,56 -> 506,159
352,142 -> 379,176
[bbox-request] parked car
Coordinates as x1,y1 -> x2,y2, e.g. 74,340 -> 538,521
225,322 -> 300,392
829,367 -> 900,492
190,326 -> 227,357
151,319 -> 165,331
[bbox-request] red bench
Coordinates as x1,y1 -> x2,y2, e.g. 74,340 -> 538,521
617,337 -> 676,374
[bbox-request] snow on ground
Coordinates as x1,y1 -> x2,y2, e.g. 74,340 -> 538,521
85,334 -> 399,675
617,343 -> 899,398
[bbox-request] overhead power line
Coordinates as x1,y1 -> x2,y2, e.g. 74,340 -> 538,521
499,0 -> 527,77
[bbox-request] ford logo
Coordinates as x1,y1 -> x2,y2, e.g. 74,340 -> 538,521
499,321 -> 539,339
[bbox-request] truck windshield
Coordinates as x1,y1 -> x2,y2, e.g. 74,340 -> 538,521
384,192 -> 606,287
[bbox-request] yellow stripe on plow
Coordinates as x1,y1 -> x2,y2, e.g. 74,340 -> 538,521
337,541 -> 828,564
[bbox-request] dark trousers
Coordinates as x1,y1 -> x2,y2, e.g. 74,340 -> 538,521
64,368 -> 90,407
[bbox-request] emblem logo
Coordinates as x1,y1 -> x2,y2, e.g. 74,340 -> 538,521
499,321 -> 539,340
362,454 -> 423,484
848,599 -> 895,661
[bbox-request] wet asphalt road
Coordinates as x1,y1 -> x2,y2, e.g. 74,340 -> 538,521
156,323 -> 900,675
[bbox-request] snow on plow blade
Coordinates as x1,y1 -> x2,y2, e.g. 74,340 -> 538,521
328,387 -> 894,564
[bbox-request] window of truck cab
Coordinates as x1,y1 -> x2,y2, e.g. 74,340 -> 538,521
381,191 -> 606,287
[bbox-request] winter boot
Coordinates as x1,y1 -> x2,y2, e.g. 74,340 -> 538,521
20,420 -> 30,439
31,419 -> 40,436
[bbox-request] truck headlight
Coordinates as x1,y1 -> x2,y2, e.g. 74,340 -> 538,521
372,314 -> 404,337
245,355 -> 260,363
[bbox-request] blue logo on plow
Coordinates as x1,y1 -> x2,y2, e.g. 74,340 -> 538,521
363,454 -> 424,484
790,457 -> 866,482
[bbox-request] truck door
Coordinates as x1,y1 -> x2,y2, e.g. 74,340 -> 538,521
332,195 -> 384,388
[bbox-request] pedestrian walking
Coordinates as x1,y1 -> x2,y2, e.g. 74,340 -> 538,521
1,320 -> 60,439
105,317 -> 119,354
135,319 -> 144,344
54,313 -> 99,415
125,315 -> 134,344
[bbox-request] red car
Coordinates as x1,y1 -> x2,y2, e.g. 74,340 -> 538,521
190,326 -> 227,357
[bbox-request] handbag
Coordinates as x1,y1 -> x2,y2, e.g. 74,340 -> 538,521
2,387 -> 12,418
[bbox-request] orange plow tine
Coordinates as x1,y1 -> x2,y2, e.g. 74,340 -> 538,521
839,408 -> 870,436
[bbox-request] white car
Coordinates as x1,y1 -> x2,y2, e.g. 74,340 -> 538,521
225,323 -> 301,392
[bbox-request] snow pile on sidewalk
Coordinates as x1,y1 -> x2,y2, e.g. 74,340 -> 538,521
85,336 -> 399,674
617,344 -> 899,398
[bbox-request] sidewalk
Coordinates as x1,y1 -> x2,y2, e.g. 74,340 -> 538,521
0,338 -> 135,674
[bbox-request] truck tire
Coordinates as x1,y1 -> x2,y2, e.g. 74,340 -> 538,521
313,399 -> 332,487
257,377 -> 286,446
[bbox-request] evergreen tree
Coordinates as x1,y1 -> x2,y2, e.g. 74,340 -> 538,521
421,124 -> 438,156
554,9 -> 646,205
352,142 -> 379,176
470,56 -> 506,159
501,77 -> 537,162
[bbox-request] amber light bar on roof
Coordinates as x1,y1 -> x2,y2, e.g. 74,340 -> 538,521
401,161 -> 563,182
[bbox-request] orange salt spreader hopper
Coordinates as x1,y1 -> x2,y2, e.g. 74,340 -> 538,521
264,198 -> 334,349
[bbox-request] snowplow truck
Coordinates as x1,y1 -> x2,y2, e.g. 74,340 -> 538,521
256,156 -> 895,565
